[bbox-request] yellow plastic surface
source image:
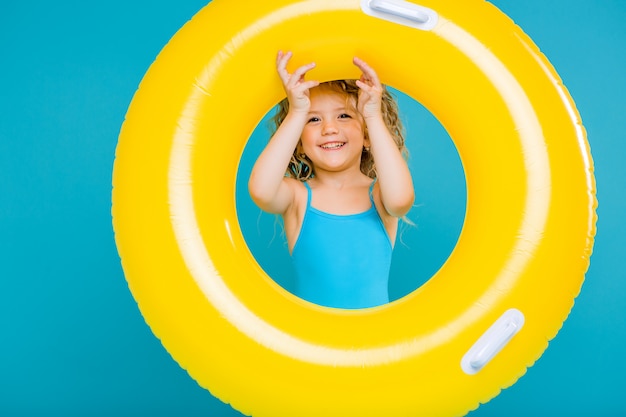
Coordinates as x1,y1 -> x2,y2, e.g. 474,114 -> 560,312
112,0 -> 597,416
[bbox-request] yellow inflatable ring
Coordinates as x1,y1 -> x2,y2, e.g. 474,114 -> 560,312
112,0 -> 597,416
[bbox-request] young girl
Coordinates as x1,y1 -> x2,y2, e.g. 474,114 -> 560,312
249,51 -> 414,309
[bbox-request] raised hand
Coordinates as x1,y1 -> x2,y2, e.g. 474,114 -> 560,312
353,57 -> 384,120
276,51 -> 320,114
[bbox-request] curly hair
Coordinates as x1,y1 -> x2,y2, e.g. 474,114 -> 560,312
271,80 -> 408,181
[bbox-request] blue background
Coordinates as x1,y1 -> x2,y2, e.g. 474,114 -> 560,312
1,1 -> 624,416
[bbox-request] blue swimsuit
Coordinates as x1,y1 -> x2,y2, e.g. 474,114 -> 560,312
291,181 -> 393,309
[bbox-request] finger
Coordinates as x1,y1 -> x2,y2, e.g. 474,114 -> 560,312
296,80 -> 320,92
290,81 -> 320,100
353,57 -> 381,86
355,79 -> 370,91
288,62 -> 317,87
355,78 -> 376,94
353,56 -> 372,74
276,51 -> 293,83
277,50 -> 292,65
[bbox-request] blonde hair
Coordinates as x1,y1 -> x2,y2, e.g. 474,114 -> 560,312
272,80 -> 408,181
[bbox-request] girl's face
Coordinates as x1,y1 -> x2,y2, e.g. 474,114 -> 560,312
300,88 -> 368,174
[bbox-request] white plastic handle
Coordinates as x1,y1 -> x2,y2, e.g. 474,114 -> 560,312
369,0 -> 430,23
461,309 -> 525,375
360,0 -> 438,31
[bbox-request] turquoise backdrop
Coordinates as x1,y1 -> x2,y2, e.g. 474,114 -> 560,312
1,1 -> 624,416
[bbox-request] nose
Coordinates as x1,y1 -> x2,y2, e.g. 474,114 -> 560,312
322,120 -> 338,135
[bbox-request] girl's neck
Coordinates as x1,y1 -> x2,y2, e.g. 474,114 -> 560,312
310,166 -> 370,190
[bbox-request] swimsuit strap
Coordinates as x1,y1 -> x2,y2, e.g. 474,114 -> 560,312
368,179 -> 377,205
303,180 -> 312,209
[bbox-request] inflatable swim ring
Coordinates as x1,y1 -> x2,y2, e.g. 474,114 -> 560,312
112,0 -> 597,416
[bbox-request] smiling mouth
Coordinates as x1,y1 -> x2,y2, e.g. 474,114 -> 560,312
320,142 -> 346,150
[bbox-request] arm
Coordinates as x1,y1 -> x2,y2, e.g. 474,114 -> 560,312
248,51 -> 319,214
354,57 -> 415,218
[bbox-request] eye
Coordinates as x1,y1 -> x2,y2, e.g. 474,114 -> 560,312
307,116 -> 320,123
338,113 -> 352,119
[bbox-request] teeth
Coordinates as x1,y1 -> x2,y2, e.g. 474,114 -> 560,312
321,142 -> 345,149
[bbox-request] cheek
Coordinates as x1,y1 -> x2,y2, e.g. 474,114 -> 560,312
350,123 -> 366,140
300,127 -> 317,145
